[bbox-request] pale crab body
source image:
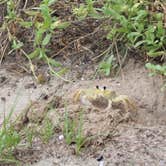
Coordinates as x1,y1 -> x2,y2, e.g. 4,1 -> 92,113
73,87 -> 136,113
73,88 -> 115,109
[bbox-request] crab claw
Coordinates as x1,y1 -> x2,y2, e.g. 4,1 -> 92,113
112,95 -> 136,112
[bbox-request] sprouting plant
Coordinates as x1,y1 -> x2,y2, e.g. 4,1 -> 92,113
24,127 -> 36,147
63,110 -> 75,145
0,112 -> 20,164
40,118 -> 54,143
63,109 -> 87,154
75,111 -> 86,155
0,91 -> 22,164
0,126 -> 20,157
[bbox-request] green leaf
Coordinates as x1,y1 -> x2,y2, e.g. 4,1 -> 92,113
134,10 -> 148,22
99,55 -> 114,76
146,63 -> 166,76
39,48 -> 46,59
154,13 -> 163,21
134,40 -> 146,48
19,21 -> 33,28
42,33 -> 51,46
51,21 -> 70,30
12,40 -> 23,50
57,68 -> 68,75
156,21 -> 165,37
35,29 -> 45,45
24,10 -> 39,16
28,48 -> 40,59
40,4 -> 52,29
127,32 -> 143,43
147,51 -> 165,57
145,26 -> 155,43
134,22 -> 144,33
55,22 -> 70,30
48,0 -> 57,6
107,28 -> 117,40
73,5 -> 88,19
130,2 -> 141,12
48,58 -> 62,67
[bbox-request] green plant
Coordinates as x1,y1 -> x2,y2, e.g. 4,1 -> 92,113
99,55 -> 117,76
63,110 -> 87,154
63,110 -> 75,145
0,110 -> 20,164
6,0 -> 17,21
1,0 -> 71,81
24,0 -> 70,81
145,63 -> 166,76
73,0 -> 97,19
0,126 -> 20,157
75,112 -> 86,155
73,0 -> 166,76
24,127 -> 36,147
0,91 -> 22,164
146,62 -> 166,90
40,118 -> 54,143
102,0 -> 166,57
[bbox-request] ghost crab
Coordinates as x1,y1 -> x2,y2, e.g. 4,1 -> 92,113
73,85 -> 137,113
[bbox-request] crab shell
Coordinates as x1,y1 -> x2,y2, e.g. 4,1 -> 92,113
73,89 -> 136,113
73,89 -> 116,109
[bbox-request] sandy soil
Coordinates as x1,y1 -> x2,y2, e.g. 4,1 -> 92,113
0,59 -> 166,166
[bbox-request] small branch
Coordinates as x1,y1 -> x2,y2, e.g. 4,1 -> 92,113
51,26 -> 100,58
92,45 -> 112,61
23,0 -> 28,10
115,42 -> 124,80
0,39 -> 9,65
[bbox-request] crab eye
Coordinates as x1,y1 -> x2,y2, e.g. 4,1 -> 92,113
96,85 -> 99,89
103,86 -> 106,90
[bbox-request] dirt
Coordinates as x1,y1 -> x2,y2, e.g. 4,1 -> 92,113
0,59 -> 166,166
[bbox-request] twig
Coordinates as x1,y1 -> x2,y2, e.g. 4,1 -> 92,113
0,78 -> 9,87
23,0 -> 28,10
45,55 -> 72,83
0,38 -> 9,65
51,26 -> 100,58
20,49 -> 38,80
92,44 -> 112,61
115,42 -> 124,81
81,45 -> 95,56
